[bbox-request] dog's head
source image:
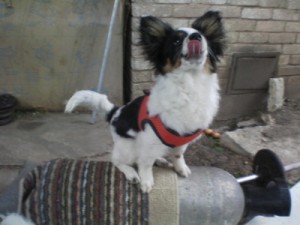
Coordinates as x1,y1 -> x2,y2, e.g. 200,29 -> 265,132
140,11 -> 226,75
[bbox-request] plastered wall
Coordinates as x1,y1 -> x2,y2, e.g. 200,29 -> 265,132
0,0 -> 124,110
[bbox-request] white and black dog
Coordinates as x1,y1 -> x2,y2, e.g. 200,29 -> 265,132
65,11 -> 226,193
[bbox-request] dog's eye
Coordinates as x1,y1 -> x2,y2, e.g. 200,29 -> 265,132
173,39 -> 182,46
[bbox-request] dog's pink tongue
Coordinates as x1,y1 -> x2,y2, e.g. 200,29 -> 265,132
187,40 -> 202,59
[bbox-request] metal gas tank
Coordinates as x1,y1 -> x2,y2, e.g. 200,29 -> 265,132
179,167 -> 245,225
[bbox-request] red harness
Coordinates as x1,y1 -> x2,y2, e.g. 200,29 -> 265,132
138,95 -> 204,148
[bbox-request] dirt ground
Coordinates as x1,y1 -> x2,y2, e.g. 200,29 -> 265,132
185,137 -> 253,178
185,98 -> 300,185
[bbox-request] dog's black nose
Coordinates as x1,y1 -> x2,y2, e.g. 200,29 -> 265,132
189,33 -> 202,41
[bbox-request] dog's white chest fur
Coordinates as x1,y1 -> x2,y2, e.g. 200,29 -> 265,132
148,69 -> 219,135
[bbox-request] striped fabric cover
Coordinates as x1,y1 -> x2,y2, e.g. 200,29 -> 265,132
21,159 -> 149,225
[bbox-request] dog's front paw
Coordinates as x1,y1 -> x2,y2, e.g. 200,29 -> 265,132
140,179 -> 154,193
175,164 -> 191,177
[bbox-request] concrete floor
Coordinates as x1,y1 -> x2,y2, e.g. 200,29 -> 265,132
0,112 -> 112,193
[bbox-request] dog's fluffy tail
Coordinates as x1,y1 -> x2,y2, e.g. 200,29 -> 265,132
65,90 -> 115,114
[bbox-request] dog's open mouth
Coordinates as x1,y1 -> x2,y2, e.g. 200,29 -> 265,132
185,40 -> 202,60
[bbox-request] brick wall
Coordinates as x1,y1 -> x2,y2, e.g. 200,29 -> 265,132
130,0 -> 300,118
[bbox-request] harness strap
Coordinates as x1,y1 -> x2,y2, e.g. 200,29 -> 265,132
138,95 -> 204,148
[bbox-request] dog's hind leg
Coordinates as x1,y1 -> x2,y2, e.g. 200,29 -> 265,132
137,149 -> 168,193
154,157 -> 173,168
111,139 -> 140,183
137,158 -> 156,193
137,144 -> 168,193
114,162 -> 140,183
169,144 -> 191,177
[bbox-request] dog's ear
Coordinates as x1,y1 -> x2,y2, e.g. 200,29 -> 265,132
192,11 -> 226,59
139,16 -> 174,70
